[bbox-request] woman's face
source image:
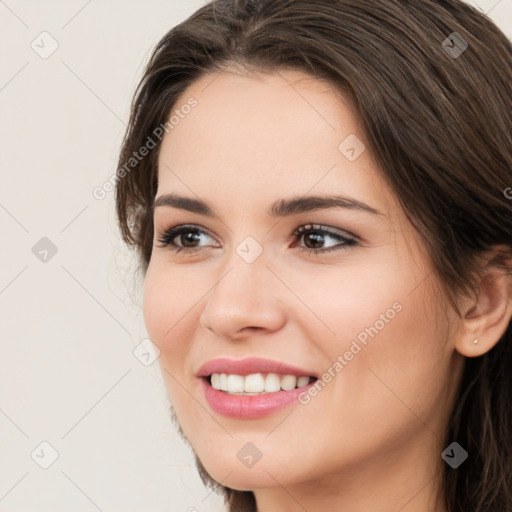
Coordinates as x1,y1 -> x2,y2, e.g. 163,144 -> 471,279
143,68 -> 464,493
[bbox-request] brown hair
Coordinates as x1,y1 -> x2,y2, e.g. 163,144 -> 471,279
115,1 -> 512,510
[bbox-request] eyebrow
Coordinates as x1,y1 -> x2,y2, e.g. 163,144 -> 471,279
153,193 -> 384,217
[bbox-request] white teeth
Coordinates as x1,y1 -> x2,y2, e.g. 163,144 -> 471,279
209,372 -> 313,394
211,373 -> 221,389
281,375 -> 297,391
297,376 -> 310,388
211,373 -> 223,390
227,374 -> 244,393
265,373 -> 281,393
244,373 -> 265,393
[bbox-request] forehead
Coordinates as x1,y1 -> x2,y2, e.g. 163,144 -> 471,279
156,68 -> 396,217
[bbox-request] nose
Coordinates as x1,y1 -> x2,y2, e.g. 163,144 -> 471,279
198,252 -> 286,341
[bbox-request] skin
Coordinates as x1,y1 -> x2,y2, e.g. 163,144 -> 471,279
142,67 -> 512,512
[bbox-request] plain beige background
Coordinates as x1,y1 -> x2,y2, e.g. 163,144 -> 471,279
1,1 -> 511,511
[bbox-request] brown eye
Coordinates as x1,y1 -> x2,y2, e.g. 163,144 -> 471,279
156,223 -> 358,256
292,224 -> 358,254
157,225 -> 215,252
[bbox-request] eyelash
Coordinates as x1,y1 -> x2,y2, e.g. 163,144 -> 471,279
156,223 -> 358,256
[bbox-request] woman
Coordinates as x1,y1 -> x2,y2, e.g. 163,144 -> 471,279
115,1 -> 512,510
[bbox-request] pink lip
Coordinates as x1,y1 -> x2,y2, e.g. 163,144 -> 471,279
200,377 -> 316,419
196,357 -> 318,378
196,357 -> 318,419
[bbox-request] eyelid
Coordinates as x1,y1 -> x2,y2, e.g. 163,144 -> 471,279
291,223 -> 357,241
156,223 -> 218,248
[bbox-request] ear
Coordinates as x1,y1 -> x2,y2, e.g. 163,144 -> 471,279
455,245 -> 512,358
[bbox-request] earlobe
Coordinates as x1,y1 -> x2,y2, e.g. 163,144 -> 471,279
454,248 -> 512,358
455,325 -> 489,358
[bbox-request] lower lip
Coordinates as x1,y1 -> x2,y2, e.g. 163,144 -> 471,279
200,377 -> 314,419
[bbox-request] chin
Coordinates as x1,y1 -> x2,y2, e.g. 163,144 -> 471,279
199,459 -> 290,491
192,438 -> 316,492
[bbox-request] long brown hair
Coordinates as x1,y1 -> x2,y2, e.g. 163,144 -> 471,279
115,1 -> 512,510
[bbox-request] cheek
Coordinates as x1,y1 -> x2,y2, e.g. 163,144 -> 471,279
142,264 -> 189,357
287,256 -> 411,350
142,261 -> 206,380
322,279 -> 447,442
296,253 -> 446,420
142,267 -> 167,343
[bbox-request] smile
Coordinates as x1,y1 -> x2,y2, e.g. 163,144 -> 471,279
209,372 -> 315,395
200,374 -> 317,420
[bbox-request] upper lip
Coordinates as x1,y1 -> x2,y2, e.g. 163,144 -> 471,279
197,357 -> 318,378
